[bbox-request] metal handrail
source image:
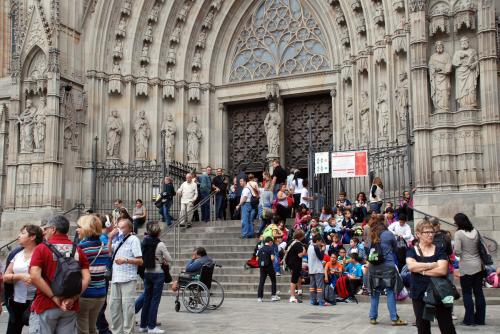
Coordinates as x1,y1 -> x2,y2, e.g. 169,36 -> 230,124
160,191 -> 218,260
412,207 -> 498,254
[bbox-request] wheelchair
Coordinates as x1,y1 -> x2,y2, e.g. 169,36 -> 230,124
174,263 -> 225,313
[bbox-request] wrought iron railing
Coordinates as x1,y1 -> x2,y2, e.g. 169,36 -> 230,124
413,207 -> 498,254
161,191 -> 218,260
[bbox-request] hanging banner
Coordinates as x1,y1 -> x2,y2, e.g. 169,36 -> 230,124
314,152 -> 329,174
331,150 -> 368,178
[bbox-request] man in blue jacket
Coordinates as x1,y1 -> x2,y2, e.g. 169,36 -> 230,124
171,247 -> 213,291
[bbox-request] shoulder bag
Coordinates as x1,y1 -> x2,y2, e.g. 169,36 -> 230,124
104,234 -> 131,281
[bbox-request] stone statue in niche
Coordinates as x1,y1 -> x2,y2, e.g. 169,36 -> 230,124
192,51 -> 202,70
177,3 -> 190,22
161,114 -> 176,161
163,67 -> 175,99
166,47 -> 176,65
121,0 -> 132,16
452,37 -> 479,109
140,44 -> 150,64
109,63 -> 122,94
170,26 -> 181,44
113,40 -> 123,59
134,110 -> 150,160
429,41 -> 452,112
34,96 -> 47,150
376,83 -> 389,137
344,96 -> 354,148
186,116 -> 202,163
189,70 -> 201,101
264,101 -> 281,157
395,72 -> 409,130
359,91 -> 370,146
196,30 -> 207,49
136,67 -> 149,96
202,10 -> 215,30
211,0 -> 223,11
18,99 -> 37,153
106,110 -> 123,158
144,24 -> 153,43
149,4 -> 160,23
116,17 -> 127,38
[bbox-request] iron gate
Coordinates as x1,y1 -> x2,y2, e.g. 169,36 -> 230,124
313,143 -> 413,210
93,160 -> 192,221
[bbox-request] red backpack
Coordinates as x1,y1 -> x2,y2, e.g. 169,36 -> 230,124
335,276 -> 350,299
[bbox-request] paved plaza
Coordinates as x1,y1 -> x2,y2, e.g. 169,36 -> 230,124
2,298 -> 499,334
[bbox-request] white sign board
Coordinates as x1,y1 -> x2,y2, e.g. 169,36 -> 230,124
314,152 -> 329,174
331,151 -> 368,178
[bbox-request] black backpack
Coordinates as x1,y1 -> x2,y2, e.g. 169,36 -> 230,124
257,246 -> 272,268
248,185 -> 259,210
44,242 -> 83,298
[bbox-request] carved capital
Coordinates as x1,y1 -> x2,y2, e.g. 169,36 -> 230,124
408,0 -> 426,13
265,82 -> 280,100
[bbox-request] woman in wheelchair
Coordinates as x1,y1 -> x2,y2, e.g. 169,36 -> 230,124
171,247 -> 213,291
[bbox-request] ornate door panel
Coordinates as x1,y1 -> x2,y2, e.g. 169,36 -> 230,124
228,102 -> 268,174
284,94 -> 332,168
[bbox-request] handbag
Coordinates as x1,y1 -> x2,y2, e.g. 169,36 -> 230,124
286,196 -> 294,207
104,234 -> 131,281
477,231 -> 493,266
161,262 -> 173,283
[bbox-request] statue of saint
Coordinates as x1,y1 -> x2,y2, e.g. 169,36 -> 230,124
344,96 -> 354,148
359,91 -> 370,146
452,36 -> 479,109
161,114 -> 176,161
395,72 -> 409,129
134,110 -> 150,160
264,101 -> 281,157
106,110 -> 123,158
34,96 -> 47,150
18,99 -> 37,153
186,116 -> 202,163
376,83 -> 389,137
192,51 -> 202,70
429,41 -> 452,112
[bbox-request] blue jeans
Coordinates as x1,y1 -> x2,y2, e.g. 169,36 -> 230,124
460,271 -> 486,325
159,201 -> 173,226
200,191 -> 210,221
135,292 -> 144,314
140,272 -> 165,329
96,282 -> 111,334
370,202 -> 382,214
241,203 -> 254,238
215,194 -> 224,219
369,287 -> 398,321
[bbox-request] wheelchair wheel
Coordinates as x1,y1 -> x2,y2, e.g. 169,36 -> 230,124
207,280 -> 224,310
182,281 -> 210,313
175,301 -> 180,312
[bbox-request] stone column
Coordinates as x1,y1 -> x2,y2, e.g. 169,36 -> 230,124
0,103 -> 8,210
478,0 -> 500,189
330,86 -> 337,149
408,1 -> 433,191
42,48 -> 63,207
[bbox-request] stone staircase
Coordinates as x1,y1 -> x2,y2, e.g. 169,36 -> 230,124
146,219 -> 500,304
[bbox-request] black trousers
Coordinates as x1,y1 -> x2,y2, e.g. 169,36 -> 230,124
258,266 -> 277,298
460,271 -> 486,325
6,300 -> 31,334
412,299 -> 456,334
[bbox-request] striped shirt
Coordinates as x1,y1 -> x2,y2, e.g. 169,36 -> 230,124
79,237 -> 111,298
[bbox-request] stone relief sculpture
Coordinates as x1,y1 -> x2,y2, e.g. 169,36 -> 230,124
113,40 -> 123,60
166,47 -> 176,65
149,4 -> 160,23
163,68 -> 175,99
177,3 -> 190,22
134,110 -> 150,160
170,25 -> 181,44
116,17 -> 127,38
264,101 -> 281,157
196,30 -> 207,49
121,0 -> 132,16
106,110 -> 123,158
136,67 -> 149,96
18,99 -> 36,153
109,63 -> 122,94
376,83 -> 389,138
395,72 -> 409,130
34,96 -> 47,150
161,114 -> 176,161
360,91 -> 370,146
186,116 -> 202,163
202,11 -> 215,30
188,71 -> 201,102
140,44 -> 150,64
452,37 -> 479,109
428,41 -> 452,112
192,51 -> 202,70
344,96 -> 354,148
144,24 -> 153,43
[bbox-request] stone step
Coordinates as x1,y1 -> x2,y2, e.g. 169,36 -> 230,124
163,231 -> 249,240
188,244 -> 257,253
164,238 -> 257,246
169,258 -> 250,267
176,251 -> 251,259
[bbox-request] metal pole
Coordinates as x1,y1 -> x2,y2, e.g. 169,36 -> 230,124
405,104 -> 413,190
90,136 -> 98,212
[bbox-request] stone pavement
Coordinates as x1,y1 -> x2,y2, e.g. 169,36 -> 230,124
2,298 -> 500,334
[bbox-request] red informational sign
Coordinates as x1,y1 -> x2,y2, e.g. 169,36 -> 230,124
331,151 -> 368,178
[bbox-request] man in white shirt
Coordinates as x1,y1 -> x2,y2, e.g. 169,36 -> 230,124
236,177 -> 254,239
177,173 -> 198,228
388,213 -> 413,243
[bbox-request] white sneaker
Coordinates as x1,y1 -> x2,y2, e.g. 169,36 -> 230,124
148,327 -> 165,334
257,298 -> 263,302
452,314 -> 458,320
289,296 -> 298,303
276,272 -> 282,276
271,295 -> 280,302
138,328 -> 148,333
